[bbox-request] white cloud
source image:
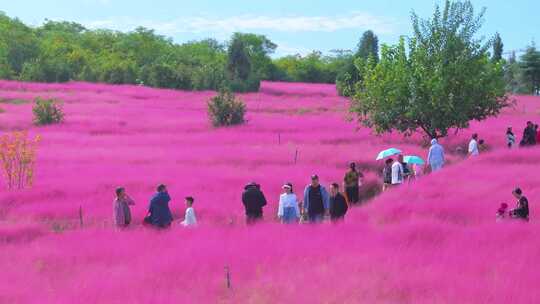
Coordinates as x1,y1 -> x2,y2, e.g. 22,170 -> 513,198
83,12 -> 397,35
274,43 -> 313,57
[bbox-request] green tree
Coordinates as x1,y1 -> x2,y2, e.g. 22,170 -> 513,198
230,33 -> 277,80
227,35 -> 259,92
0,12 -> 39,74
337,30 -> 379,96
504,52 -> 525,93
356,30 -> 379,62
519,44 -> 540,95
492,32 -> 503,62
353,0 -> 508,139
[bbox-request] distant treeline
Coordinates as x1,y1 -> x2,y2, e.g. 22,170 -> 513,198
0,12 -> 539,94
0,12 -> 358,92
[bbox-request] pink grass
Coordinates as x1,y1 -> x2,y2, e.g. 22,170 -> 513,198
0,80 -> 539,303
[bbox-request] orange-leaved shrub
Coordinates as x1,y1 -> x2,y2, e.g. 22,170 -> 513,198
0,131 -> 40,189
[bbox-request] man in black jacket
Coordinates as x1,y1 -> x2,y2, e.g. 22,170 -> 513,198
329,183 -> 348,222
242,182 -> 267,224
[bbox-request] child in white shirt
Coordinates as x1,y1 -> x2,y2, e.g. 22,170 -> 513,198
181,196 -> 197,227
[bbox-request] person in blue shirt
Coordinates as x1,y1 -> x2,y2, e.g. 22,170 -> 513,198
145,184 -> 173,228
303,175 -> 330,223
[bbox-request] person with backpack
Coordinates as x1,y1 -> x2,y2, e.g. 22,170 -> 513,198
303,175 -> 330,223
242,182 -> 267,225
382,158 -> 393,191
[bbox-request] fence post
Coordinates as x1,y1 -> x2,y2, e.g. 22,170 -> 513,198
79,206 -> 83,228
225,266 -> 231,289
278,133 -> 281,145
294,149 -> 298,164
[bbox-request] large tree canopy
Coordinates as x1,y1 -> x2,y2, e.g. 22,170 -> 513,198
352,0 -> 508,139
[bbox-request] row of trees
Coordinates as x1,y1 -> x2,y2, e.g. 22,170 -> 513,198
0,12 -> 372,92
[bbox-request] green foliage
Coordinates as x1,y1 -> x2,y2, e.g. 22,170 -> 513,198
504,52 -> 527,94
207,90 -> 246,127
336,30 -> 379,96
356,30 -> 379,62
353,0 -> 508,139
274,51 -> 349,83
226,35 -> 260,92
231,33 -> 277,80
32,97 -> 64,125
492,33 -> 503,63
519,44 -> 540,95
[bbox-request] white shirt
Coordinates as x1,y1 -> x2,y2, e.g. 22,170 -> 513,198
468,139 -> 479,156
391,161 -> 404,185
181,207 -> 197,227
277,193 -> 300,217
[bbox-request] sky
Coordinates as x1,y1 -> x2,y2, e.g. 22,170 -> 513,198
1,0 -> 538,57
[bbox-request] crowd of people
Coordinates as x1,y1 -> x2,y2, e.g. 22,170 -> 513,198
112,121 -> 537,229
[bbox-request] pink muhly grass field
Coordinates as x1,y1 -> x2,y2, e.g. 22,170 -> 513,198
0,80 -> 539,303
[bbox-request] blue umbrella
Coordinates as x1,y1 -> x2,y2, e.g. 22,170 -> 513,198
376,148 -> 402,160
404,155 -> 425,165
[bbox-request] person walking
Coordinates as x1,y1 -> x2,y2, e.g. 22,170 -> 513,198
509,188 -> 529,221
181,196 -> 197,227
343,162 -> 363,205
277,183 -> 300,224
468,133 -> 480,156
427,138 -> 445,172
145,184 -> 173,228
113,187 -> 135,228
382,158 -> 393,191
242,182 -> 267,225
506,127 -> 516,148
391,155 -> 404,186
329,183 -> 348,222
303,175 -> 330,223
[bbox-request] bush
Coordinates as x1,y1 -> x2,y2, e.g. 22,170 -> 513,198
207,90 -> 246,127
0,131 -> 40,189
32,97 -> 64,125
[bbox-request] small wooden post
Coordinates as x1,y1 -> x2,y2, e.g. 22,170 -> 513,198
225,266 -> 231,289
294,149 -> 298,164
278,133 -> 281,145
79,206 -> 83,228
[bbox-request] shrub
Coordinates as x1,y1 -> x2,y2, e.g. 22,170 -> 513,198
207,90 -> 246,127
0,131 -> 40,190
32,97 -> 64,125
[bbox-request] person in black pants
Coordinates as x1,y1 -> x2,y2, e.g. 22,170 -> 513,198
329,183 -> 348,222
242,182 -> 267,225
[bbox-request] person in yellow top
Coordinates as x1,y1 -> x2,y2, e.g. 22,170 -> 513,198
343,162 -> 363,205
